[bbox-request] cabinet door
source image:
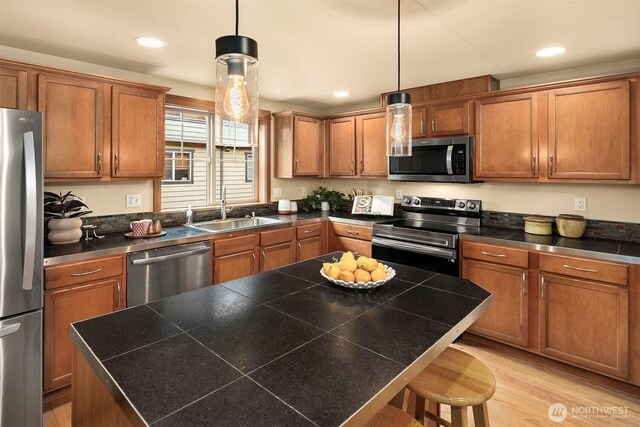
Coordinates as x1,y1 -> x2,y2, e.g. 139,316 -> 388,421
548,80 -> 630,180
293,115 -> 321,176
112,85 -> 164,178
0,65 -> 28,110
412,106 -> 427,138
214,248 -> 259,284
356,112 -> 387,177
328,117 -> 356,176
260,242 -> 295,272
463,260 -> 529,347
539,274 -> 628,378
297,237 -> 322,262
44,278 -> 123,392
475,93 -> 538,178
427,100 -> 471,137
38,74 -> 105,178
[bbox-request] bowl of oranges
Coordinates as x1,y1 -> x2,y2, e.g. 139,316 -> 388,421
320,251 -> 395,289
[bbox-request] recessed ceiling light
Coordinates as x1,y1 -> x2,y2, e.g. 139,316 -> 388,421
334,90 -> 350,97
134,37 -> 166,48
536,46 -> 566,57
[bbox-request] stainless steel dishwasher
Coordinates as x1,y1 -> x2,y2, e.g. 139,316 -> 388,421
127,241 -> 211,306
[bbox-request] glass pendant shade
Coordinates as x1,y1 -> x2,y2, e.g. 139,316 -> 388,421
386,92 -> 412,157
215,35 -> 259,146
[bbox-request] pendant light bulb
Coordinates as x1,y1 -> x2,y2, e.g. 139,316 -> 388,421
390,111 -> 407,141
223,59 -> 250,120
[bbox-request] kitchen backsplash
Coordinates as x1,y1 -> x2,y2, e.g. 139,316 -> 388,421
481,211 -> 640,243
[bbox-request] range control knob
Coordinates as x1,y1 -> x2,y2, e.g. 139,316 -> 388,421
403,198 -> 412,204
412,198 -> 421,206
467,202 -> 477,210
457,201 -> 466,209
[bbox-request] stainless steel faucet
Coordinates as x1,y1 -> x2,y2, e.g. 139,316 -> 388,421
221,185 -> 227,220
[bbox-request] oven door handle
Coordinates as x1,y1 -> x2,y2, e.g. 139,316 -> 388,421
372,237 -> 456,260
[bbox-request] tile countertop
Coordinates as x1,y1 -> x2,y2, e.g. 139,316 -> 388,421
462,227 -> 640,265
70,253 -> 492,426
44,211 -> 640,266
43,211 -> 393,266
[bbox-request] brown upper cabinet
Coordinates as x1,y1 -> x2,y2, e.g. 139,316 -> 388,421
427,100 -> 473,137
411,106 -> 427,138
547,80 -> 630,180
356,112 -> 387,177
0,64 -> 28,110
39,74 -> 107,179
328,116 -> 356,176
274,111 -> 323,177
475,92 -> 539,179
111,85 -> 164,178
1,58 -> 168,181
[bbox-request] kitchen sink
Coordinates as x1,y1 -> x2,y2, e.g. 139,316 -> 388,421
185,217 -> 282,233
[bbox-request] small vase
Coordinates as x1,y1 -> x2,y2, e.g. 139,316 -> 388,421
48,218 -> 83,244
321,201 -> 330,211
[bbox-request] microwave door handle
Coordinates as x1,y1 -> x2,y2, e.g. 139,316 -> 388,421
446,145 -> 454,175
23,131 -> 37,291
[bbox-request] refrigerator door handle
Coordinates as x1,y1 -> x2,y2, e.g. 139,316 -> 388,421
0,323 -> 20,338
22,131 -> 36,291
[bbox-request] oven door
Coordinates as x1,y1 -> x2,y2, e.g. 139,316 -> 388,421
372,237 -> 459,276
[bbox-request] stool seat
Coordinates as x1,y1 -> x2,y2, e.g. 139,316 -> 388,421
408,347 -> 496,407
365,404 -> 423,427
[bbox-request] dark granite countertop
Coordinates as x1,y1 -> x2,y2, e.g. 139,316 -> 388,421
461,227 -> 640,264
43,211 -> 394,266
71,253 -> 491,426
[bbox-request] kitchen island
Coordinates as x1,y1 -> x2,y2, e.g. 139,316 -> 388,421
71,254 -> 491,426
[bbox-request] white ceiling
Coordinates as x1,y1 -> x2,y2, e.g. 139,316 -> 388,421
1,0 -> 639,110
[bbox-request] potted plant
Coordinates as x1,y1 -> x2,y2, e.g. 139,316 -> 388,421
301,187 -> 346,212
44,191 -> 92,244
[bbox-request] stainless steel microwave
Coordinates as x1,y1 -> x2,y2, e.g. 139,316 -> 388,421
388,136 -> 475,183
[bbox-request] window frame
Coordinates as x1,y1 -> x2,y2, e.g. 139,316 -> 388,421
162,148 -> 195,184
153,94 -> 270,213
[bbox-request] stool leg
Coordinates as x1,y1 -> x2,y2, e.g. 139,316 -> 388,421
472,402 -> 490,427
450,406 -> 468,427
413,394 -> 425,425
426,401 -> 439,427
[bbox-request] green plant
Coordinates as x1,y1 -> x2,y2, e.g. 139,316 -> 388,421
44,191 -> 92,218
301,187 -> 346,212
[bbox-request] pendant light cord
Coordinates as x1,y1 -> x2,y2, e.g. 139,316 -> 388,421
235,0 -> 239,35
397,0 -> 401,92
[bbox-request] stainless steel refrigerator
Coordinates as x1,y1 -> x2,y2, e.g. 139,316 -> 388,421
0,108 -> 43,427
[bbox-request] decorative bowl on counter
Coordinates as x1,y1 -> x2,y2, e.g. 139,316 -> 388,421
556,214 -> 587,238
523,215 -> 554,235
320,266 -> 396,290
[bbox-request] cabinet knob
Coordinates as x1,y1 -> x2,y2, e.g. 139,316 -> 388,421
549,154 -> 554,176
531,154 -> 536,176
114,154 -> 120,174
97,152 -> 102,175
116,282 -> 121,308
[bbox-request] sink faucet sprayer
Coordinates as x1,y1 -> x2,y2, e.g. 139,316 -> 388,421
185,205 -> 193,224
221,185 -> 227,220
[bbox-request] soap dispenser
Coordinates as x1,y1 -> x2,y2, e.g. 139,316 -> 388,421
186,206 -> 193,224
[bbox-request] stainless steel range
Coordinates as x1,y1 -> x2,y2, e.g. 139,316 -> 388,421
372,196 -> 482,276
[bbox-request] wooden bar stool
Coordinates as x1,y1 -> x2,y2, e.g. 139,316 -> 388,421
407,347 -> 496,427
365,404 -> 423,427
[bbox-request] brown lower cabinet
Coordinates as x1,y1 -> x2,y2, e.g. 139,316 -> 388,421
463,260 -> 529,347
212,233 -> 260,284
260,227 -> 295,271
44,255 -> 125,393
296,223 -> 325,261
330,223 -> 372,257
461,240 -> 635,383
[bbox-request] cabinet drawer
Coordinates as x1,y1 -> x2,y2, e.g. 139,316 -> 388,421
332,223 -> 372,241
539,253 -> 628,286
332,236 -> 372,258
261,227 -> 294,246
462,241 -> 529,268
296,223 -> 323,239
45,255 -> 123,290
213,233 -> 259,257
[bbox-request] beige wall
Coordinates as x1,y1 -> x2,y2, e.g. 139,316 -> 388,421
4,45 -> 639,222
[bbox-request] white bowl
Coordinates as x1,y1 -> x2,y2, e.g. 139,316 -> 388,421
319,266 -> 396,290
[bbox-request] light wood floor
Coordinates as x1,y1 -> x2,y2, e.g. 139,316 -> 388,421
43,338 -> 639,427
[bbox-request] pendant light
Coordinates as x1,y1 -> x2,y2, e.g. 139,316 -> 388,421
386,0 -> 412,157
214,0 -> 259,146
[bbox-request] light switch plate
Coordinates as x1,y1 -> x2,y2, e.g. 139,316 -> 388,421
395,189 -> 403,200
574,197 -> 586,211
126,193 -> 141,208
273,187 -> 282,198
301,187 -> 307,196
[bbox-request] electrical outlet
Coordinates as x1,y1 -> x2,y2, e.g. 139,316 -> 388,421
273,187 -> 282,198
301,187 -> 307,196
395,189 -> 403,200
574,197 -> 586,211
327,186 -> 333,191
126,193 -> 141,208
